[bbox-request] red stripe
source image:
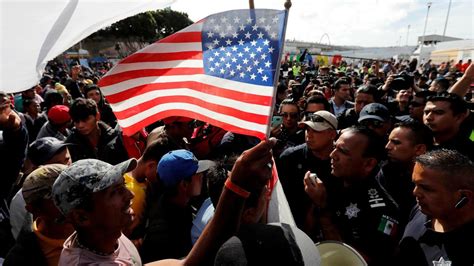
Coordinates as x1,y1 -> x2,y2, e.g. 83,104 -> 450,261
105,81 -> 272,106
120,51 -> 203,64
159,32 -> 202,43
112,95 -> 269,124
119,109 -> 266,140
99,68 -> 205,87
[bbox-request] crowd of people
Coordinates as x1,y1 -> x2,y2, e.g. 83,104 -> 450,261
0,55 -> 473,265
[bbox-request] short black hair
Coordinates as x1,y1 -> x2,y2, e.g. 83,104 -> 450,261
433,78 -> 450,92
415,149 -> 474,191
333,78 -> 350,91
356,85 -> 378,98
394,121 -> 434,150
304,95 -> 330,112
278,98 -> 299,114
427,92 -> 468,116
69,98 -> 98,122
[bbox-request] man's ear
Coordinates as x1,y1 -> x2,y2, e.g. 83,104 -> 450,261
363,158 -> 378,174
414,144 -> 427,156
70,209 -> 91,227
95,112 -> 101,122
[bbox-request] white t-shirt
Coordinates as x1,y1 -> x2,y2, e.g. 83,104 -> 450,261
59,232 -> 141,266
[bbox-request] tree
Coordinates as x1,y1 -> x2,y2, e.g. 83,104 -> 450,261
89,8 -> 193,53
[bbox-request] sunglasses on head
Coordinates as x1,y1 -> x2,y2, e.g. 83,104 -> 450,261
280,112 -> 299,119
306,113 -> 336,130
360,119 -> 384,128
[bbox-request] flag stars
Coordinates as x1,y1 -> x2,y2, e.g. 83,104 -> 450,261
249,52 -> 256,58
250,40 -> 257,46
264,25 -> 271,31
244,32 -> 252,39
220,68 -> 225,74
238,39 -> 245,45
209,67 -> 215,72
232,32 -> 238,38
213,39 -> 220,46
219,32 -> 226,38
268,47 -> 275,53
237,52 -> 244,57
226,39 -> 232,45
264,61 -> 271,67
257,32 -> 264,39
263,39 -> 270,46
240,72 -> 246,78
246,17 -> 253,23
231,46 -> 238,52
253,60 -> 260,66
270,32 -> 277,39
230,70 -> 235,76
236,64 -> 242,70
225,51 -> 231,57
221,17 -> 227,23
231,57 -> 237,63
262,75 -> 269,81
219,57 -> 225,62
259,17 -> 266,24
210,18 -> 216,24
250,74 -> 256,80
246,66 -> 252,72
209,57 -> 214,62
261,53 -> 267,60
225,62 -> 231,68
226,24 -> 232,31
272,16 -> 279,24
257,67 -> 264,74
243,58 -> 249,64
219,46 -> 225,51
233,17 -> 240,24
252,24 -> 258,31
214,24 -> 220,31
214,51 -> 220,57
244,46 -> 250,52
239,24 -> 245,31
256,46 -> 263,52
207,32 -> 214,38
215,62 -> 221,67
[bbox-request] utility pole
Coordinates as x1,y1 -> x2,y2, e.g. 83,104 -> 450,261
406,24 -> 410,46
419,2 -> 432,66
442,0 -> 452,37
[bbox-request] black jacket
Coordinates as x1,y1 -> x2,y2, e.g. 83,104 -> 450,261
66,121 -> 129,164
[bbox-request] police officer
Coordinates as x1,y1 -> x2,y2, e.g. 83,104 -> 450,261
304,126 -> 400,264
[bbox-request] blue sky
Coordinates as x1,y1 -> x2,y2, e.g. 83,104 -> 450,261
171,0 -> 473,47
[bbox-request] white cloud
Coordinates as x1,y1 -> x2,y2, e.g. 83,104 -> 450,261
170,0 -> 473,47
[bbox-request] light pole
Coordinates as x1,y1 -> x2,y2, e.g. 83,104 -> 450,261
406,24 -> 410,46
442,0 -> 452,37
418,2 -> 432,66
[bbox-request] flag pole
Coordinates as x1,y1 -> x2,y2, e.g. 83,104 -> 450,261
265,0 -> 291,139
249,0 -> 254,9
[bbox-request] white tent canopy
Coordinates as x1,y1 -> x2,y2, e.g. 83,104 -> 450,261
0,0 -> 174,93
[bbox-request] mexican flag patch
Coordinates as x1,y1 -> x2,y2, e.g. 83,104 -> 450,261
377,215 -> 398,236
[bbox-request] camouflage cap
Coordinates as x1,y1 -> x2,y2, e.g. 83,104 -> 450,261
22,164 -> 67,205
52,158 -> 137,216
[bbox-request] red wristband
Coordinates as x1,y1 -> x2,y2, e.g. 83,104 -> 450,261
225,178 -> 251,199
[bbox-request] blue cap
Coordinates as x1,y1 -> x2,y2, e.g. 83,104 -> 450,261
158,150 -> 213,187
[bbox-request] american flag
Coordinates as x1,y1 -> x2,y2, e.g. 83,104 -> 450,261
98,9 -> 287,139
